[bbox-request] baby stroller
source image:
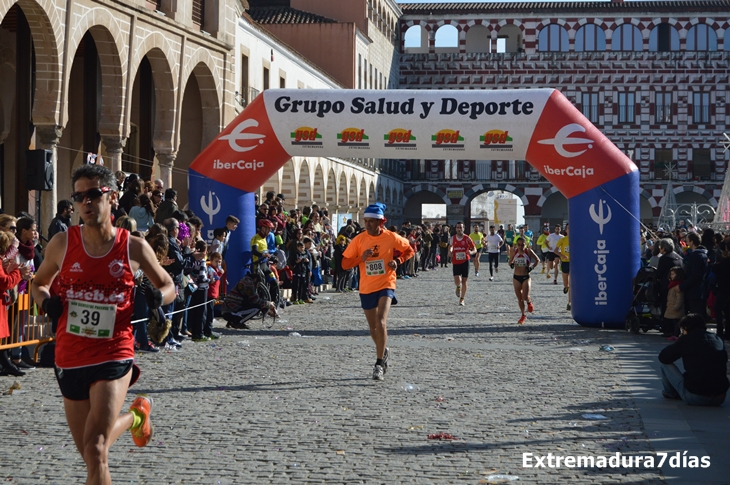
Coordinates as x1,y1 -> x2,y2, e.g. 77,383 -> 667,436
625,265 -> 663,334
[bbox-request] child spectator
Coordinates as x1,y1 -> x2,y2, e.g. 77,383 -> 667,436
663,266 -> 686,339
305,237 -> 322,296
289,241 -> 310,304
188,240 -> 215,340
209,227 -> 226,256
205,252 -> 224,335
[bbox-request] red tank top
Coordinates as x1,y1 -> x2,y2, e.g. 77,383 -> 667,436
55,226 -> 136,368
451,235 -> 474,264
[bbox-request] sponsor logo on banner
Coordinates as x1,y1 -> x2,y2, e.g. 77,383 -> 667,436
337,128 -> 370,149
543,165 -> 595,178
480,130 -> 513,151
383,129 -> 416,149
590,199 -> 612,306
589,199 -> 612,235
201,191 -> 221,225
431,129 -> 464,150
537,123 -> 594,158
291,126 -> 323,147
212,159 -> 265,171
218,119 -> 266,153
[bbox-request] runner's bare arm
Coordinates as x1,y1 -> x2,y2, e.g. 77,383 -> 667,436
129,236 -> 176,306
528,248 -> 540,268
31,231 -> 67,303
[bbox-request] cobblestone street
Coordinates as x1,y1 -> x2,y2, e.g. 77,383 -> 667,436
1,265 -> 723,484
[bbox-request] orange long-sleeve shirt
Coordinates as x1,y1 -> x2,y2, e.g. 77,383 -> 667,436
342,229 -> 414,295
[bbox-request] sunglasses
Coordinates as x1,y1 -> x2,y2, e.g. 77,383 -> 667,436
7,226 -> 16,232
71,187 -> 112,203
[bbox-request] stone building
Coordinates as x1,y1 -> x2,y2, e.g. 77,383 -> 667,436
0,0 -> 241,228
247,0 -> 405,223
398,0 -> 730,228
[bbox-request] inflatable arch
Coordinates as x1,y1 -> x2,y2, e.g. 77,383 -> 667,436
189,89 -> 640,328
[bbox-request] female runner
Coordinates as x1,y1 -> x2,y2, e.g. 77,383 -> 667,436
509,236 -> 540,324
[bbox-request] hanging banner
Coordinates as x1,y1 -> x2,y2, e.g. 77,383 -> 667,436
189,89 -> 639,327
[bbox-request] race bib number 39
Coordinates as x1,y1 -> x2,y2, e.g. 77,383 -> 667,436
365,259 -> 386,276
66,300 -> 116,338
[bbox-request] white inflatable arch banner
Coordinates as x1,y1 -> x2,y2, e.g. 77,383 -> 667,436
190,89 -> 640,328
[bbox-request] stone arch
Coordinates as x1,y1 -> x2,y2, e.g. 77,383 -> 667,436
495,22 -> 523,53
540,190 -> 569,225
377,184 -> 384,204
575,22 -> 606,51
312,162 -> 325,205
281,158 -> 296,202
403,183 -> 450,205
326,167 -> 336,207
338,171 -> 348,207
261,174 -> 279,201
369,181 -> 376,204
673,185 -> 716,206
358,176 -> 367,209
434,23 -> 459,52
639,191 -> 655,224
348,174 -> 358,207
128,32 -> 178,148
466,24 -> 490,53
404,189 -> 449,222
461,183 -> 528,207
404,24 -> 428,53
299,159 -> 312,207
63,9 -> 126,133
179,48 -> 222,146
1,0 -> 64,125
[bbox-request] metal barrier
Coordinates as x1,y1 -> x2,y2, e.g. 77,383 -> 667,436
0,293 -> 54,362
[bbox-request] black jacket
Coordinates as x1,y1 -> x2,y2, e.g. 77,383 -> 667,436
655,250 -> 683,300
48,214 -> 71,240
713,257 -> 730,294
166,236 -> 194,286
659,331 -> 730,396
680,246 -> 709,300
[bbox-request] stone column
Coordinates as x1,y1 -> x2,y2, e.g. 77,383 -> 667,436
101,136 -> 126,174
156,152 -> 176,191
35,125 -> 62,239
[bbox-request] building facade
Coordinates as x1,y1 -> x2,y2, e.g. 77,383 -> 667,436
398,0 -> 730,228
247,0 -> 405,223
0,0 -> 241,226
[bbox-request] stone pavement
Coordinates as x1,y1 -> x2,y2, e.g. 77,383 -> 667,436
1,264 -> 727,484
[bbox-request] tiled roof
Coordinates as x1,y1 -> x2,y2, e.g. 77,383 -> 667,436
248,6 -> 337,24
398,1 -> 730,12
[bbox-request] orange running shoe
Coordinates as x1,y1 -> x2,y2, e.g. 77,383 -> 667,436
518,315 -> 526,325
527,301 -> 534,313
129,395 -> 153,447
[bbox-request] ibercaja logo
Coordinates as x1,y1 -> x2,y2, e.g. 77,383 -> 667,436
480,129 -> 514,151
432,129 -> 464,150
337,127 -> 370,148
290,126 -> 323,146
383,128 -> 416,149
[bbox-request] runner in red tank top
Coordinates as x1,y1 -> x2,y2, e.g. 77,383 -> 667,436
32,165 -> 174,483
449,222 -> 477,306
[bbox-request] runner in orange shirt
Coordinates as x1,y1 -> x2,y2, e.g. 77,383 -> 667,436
342,203 -> 413,380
